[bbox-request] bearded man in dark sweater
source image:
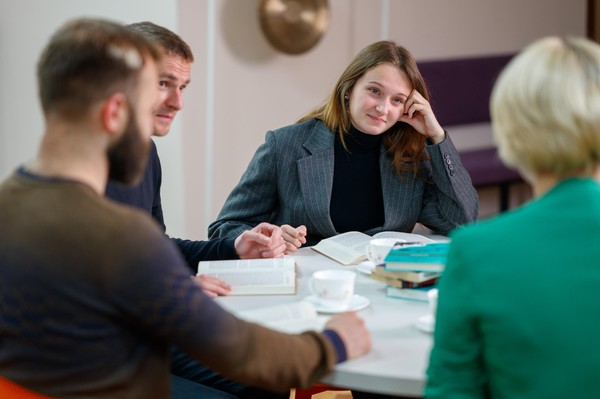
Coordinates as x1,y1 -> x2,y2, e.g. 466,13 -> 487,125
0,17 -> 371,399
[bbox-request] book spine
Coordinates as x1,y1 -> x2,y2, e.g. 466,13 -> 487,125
372,268 -> 440,282
385,255 -> 447,263
371,273 -> 438,288
403,278 -> 438,288
388,279 -> 437,289
384,262 -> 444,272
386,286 -> 435,302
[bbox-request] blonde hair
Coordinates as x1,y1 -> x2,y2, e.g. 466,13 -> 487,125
299,41 -> 429,176
491,36 -> 600,180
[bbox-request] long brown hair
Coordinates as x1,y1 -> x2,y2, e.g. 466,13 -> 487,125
299,41 -> 429,175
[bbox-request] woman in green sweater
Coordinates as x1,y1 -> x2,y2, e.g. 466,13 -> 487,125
425,36 -> 600,398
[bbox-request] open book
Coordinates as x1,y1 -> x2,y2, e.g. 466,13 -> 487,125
197,257 -> 296,295
311,231 -> 436,265
235,300 -> 327,333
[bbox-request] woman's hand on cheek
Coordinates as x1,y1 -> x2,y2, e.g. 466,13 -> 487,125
398,90 -> 445,143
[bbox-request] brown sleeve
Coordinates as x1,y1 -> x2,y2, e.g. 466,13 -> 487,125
186,314 -> 337,393
120,237 -> 339,394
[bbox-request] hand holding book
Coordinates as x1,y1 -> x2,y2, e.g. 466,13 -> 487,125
197,257 -> 297,295
194,274 -> 232,297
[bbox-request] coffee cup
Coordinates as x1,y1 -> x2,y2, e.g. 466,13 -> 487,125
309,269 -> 356,311
366,238 -> 398,266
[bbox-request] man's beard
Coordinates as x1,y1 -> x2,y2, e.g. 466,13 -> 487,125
107,103 -> 151,185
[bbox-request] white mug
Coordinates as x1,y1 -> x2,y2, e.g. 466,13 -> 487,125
366,238 -> 398,266
309,269 -> 356,311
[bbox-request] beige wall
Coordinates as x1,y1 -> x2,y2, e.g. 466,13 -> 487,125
0,0 -> 587,240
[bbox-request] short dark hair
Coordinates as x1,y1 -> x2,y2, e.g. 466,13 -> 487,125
128,21 -> 194,62
37,18 -> 161,119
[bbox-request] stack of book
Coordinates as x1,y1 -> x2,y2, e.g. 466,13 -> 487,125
378,242 -> 450,301
370,268 -> 440,289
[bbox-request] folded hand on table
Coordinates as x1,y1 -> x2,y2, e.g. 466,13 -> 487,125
234,222 -> 287,259
281,224 -> 307,254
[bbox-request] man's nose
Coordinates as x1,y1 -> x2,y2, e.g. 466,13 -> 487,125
166,89 -> 184,111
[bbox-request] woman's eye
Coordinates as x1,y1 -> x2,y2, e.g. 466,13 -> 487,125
369,87 -> 380,94
159,81 -> 167,88
393,98 -> 404,104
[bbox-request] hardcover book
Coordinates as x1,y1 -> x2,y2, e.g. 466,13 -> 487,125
370,268 -> 441,283
384,243 -> 450,272
370,271 -> 439,289
386,285 -> 437,302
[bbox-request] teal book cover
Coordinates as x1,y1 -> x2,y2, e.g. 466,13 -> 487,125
386,285 -> 436,302
384,243 -> 449,272
385,242 -> 449,258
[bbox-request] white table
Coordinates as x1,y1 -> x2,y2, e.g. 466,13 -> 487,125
215,247 -> 434,397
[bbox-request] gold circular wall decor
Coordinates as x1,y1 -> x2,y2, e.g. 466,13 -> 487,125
259,0 -> 330,55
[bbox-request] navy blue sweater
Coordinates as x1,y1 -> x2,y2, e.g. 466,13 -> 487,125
106,140 -> 237,272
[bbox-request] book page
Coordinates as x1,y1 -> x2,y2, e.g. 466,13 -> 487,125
311,231 -> 372,265
197,257 -> 296,295
236,301 -> 326,333
372,231 -> 435,243
312,231 -> 439,265
327,231 -> 374,250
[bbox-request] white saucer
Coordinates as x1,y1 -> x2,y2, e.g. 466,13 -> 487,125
305,294 -> 371,314
355,261 -> 376,275
415,314 -> 435,333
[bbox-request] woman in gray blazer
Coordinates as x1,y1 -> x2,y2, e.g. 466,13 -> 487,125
209,41 -> 478,251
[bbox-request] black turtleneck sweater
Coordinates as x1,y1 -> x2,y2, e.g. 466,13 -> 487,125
329,127 -> 385,233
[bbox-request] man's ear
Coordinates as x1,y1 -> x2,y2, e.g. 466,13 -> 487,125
101,93 -> 129,136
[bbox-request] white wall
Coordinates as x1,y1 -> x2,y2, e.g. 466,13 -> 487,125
0,0 -> 186,237
0,0 -> 587,240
